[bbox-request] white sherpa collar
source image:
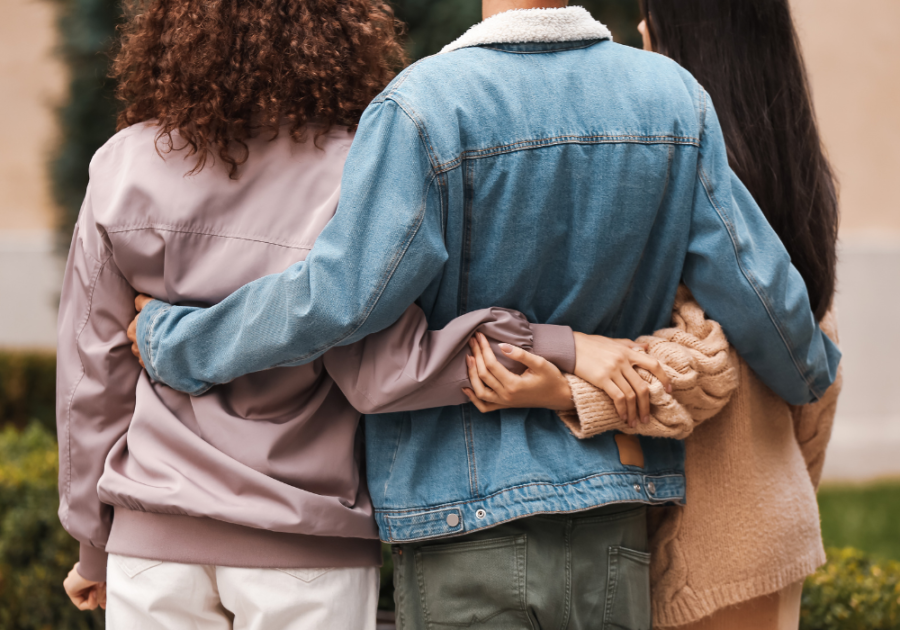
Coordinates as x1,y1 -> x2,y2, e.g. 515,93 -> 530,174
439,6 -> 612,55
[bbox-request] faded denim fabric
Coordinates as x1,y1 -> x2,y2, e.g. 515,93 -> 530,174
136,38 -> 841,542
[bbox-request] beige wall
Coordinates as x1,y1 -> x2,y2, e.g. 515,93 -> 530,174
0,0 -> 64,232
0,0 -> 64,348
793,0 -> 900,237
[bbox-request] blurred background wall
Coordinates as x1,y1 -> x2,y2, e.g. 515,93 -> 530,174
791,0 -> 900,481
0,0 -> 65,348
0,0 -> 897,480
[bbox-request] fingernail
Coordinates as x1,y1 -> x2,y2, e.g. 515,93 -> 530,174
642,415 -> 650,424
666,384 -> 672,393
499,343 -> 513,354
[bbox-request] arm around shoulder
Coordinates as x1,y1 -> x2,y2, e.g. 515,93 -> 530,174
135,98 -> 450,395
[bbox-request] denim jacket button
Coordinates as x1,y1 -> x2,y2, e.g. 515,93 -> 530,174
633,484 -> 642,493
446,513 -> 460,527
475,509 -> 486,519
647,481 -> 656,495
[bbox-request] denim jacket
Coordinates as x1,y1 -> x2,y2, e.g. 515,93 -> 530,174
137,7 -> 841,543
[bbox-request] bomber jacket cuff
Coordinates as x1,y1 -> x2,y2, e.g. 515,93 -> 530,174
531,324 -> 576,374
78,542 -> 108,582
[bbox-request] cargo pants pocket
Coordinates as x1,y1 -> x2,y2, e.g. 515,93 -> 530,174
603,546 -> 652,630
414,534 -> 531,629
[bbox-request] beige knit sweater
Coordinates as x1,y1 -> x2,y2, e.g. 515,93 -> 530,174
559,287 -> 842,627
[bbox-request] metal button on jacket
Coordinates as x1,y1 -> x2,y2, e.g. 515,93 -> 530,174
476,509 -> 487,519
446,513 -> 460,527
633,484 -> 642,493
647,481 -> 657,495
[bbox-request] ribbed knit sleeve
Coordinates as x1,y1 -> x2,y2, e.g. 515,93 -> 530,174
791,311 -> 842,489
557,287 -> 738,440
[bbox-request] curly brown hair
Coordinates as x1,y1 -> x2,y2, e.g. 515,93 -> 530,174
112,0 -> 408,177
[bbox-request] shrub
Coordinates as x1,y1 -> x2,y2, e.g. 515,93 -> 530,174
801,547 -> 900,630
0,352 -> 57,434
0,423 -> 103,629
2,413 -> 898,629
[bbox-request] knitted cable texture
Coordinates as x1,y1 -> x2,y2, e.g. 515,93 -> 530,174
557,286 -> 739,440
558,289 -> 842,627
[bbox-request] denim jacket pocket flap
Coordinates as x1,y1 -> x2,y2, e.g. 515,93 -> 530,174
385,508 -> 465,542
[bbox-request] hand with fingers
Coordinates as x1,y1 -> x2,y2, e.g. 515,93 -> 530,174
462,332 -> 575,413
126,294 -> 154,369
571,332 -> 672,428
63,563 -> 107,611
462,331 -> 672,429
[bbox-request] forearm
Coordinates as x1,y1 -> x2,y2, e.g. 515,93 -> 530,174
136,97 -> 448,396
325,305 -> 575,414
559,289 -> 737,440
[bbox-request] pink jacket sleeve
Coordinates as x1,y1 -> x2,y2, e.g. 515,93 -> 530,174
323,306 -> 575,414
56,185 -> 142,582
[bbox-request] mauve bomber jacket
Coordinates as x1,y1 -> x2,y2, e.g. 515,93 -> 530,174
56,122 -> 575,582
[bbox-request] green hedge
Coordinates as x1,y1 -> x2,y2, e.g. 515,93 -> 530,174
0,352 -> 56,434
3,387 -> 898,628
0,424 -> 103,629
802,548 -> 900,630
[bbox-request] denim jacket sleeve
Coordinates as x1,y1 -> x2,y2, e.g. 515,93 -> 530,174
682,89 -> 841,405
136,99 -> 575,396
136,99 -> 448,395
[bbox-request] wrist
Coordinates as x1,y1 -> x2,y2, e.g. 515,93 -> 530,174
552,372 -> 575,411
572,332 -> 588,379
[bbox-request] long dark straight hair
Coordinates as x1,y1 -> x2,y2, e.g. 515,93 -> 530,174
640,0 -> 838,320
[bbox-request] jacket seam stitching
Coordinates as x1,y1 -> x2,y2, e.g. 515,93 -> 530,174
696,164 -> 820,398
258,106 -> 439,369
145,303 -> 173,381
63,251 -> 112,527
376,472 -> 685,515
434,134 -> 700,174
374,59 -> 428,103
381,422 -> 404,508
263,171 -> 437,369
106,225 -> 314,251
479,40 -> 602,54
380,499 -> 666,543
386,97 -> 441,172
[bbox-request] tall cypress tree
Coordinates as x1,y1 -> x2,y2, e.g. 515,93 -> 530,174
49,0 -> 124,245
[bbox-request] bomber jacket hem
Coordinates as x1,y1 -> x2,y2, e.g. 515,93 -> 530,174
375,471 -> 684,543
107,508 -> 383,569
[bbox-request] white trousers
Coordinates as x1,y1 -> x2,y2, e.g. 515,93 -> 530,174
106,554 -> 379,630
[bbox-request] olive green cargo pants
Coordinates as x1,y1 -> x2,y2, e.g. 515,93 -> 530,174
391,504 -> 651,630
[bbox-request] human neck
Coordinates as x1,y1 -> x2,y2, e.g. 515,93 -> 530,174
482,0 -> 568,21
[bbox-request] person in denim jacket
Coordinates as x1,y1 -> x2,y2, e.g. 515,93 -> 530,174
130,1 -> 841,627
